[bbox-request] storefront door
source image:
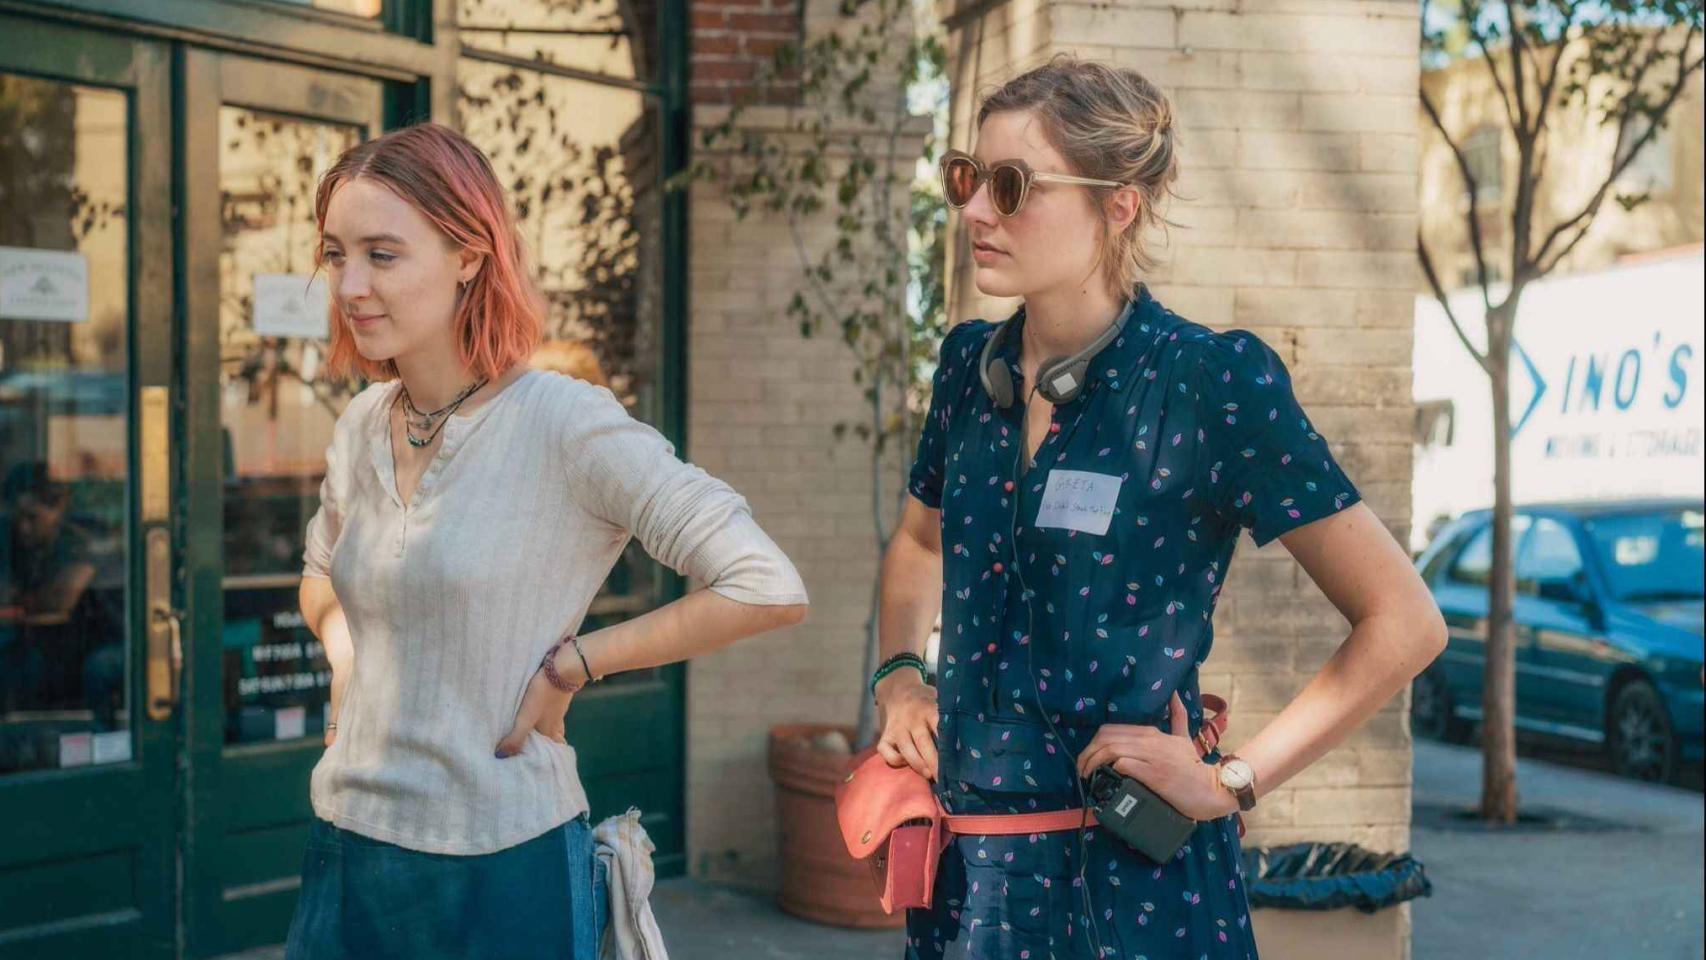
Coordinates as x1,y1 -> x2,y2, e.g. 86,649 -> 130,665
174,44 -> 689,958
176,49 -> 385,958
0,17 -> 177,960
4,7 -> 688,956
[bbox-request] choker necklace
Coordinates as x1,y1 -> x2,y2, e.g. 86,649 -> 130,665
398,377 -> 488,448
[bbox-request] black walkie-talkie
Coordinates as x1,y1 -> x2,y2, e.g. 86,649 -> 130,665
1086,765 -> 1198,864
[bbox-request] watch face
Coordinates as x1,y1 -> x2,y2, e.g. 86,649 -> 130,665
1220,759 -> 1253,791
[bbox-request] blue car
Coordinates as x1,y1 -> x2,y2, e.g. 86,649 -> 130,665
1412,499 -> 1705,782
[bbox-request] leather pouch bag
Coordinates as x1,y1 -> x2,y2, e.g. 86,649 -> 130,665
833,749 -> 945,913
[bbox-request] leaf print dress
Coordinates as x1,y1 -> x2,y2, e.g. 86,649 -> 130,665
903,284 -> 1362,960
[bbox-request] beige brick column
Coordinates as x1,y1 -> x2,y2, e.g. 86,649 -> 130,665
683,152 -> 879,886
684,0 -> 929,877
943,1 -> 1421,957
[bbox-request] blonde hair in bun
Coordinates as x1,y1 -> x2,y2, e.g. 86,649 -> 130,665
978,55 -> 1182,297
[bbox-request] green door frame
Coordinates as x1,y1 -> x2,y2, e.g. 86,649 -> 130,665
177,49 -> 390,958
0,14 -> 177,960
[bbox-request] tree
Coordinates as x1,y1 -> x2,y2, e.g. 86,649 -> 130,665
1417,0 -> 1703,821
679,0 -> 947,746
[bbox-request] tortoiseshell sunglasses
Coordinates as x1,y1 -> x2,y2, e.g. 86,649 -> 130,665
939,149 -> 1127,217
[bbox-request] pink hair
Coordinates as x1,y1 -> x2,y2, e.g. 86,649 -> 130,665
314,123 -> 544,382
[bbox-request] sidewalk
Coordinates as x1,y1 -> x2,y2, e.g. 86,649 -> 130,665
221,741 -> 1705,960
218,877 -> 898,960
652,878 -> 901,959
1411,739 -> 1705,960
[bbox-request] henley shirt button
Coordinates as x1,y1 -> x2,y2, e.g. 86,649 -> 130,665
992,562 -> 1004,574
1049,423 -> 1061,434
1003,481 -> 1015,492
986,643 -> 997,653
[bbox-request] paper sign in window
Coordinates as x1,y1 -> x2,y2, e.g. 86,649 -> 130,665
252,273 -> 330,339
275,705 -> 308,741
0,246 -> 89,323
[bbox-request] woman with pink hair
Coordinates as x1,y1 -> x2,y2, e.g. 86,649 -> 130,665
284,123 -> 808,959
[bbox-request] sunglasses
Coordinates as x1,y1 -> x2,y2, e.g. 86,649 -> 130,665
939,149 -> 1127,217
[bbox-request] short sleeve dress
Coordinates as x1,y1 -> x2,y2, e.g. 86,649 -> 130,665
903,284 -> 1361,960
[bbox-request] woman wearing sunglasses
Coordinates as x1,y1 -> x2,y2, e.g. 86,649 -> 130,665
872,56 -> 1445,958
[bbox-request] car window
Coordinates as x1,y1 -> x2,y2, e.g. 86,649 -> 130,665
1449,526 -> 1493,585
1516,517 -> 1584,595
1582,508 -> 1706,602
1448,515 -> 1531,586
1421,524 -> 1473,582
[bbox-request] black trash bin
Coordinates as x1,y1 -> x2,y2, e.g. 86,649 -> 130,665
1240,842 -> 1431,913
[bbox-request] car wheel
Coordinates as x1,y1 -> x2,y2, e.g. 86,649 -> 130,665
1608,680 -> 1676,783
1412,669 -> 1472,744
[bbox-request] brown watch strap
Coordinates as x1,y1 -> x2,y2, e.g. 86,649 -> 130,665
1220,753 -> 1257,812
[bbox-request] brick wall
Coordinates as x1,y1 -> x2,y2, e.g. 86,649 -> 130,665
690,0 -> 802,104
683,159 -> 877,884
942,1 -> 1421,957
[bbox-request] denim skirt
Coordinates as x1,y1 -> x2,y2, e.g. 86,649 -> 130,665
284,814 -> 607,960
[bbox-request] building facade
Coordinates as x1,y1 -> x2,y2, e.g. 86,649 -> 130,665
1418,32 -> 1704,292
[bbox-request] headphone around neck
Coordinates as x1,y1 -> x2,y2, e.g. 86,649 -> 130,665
978,298 -> 1133,409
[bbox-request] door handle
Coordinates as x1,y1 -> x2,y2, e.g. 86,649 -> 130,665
146,527 -> 182,720
140,386 -> 180,720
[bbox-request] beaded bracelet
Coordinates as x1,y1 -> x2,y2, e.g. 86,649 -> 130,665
869,652 -> 928,700
541,637 -> 585,694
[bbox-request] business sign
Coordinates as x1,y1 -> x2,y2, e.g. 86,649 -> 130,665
1510,324 -> 1698,463
1412,249 -> 1704,549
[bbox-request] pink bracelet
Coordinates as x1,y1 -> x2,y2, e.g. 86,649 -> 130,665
541,638 -> 584,694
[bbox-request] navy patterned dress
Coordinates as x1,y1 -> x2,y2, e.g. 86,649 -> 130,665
903,285 -> 1361,960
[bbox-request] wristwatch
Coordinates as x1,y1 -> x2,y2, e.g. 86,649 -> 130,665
1217,754 -> 1257,812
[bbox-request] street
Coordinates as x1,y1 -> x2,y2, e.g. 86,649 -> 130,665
1410,739 -> 1704,960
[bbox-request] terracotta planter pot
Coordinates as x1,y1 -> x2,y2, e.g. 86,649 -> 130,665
768,723 -> 905,929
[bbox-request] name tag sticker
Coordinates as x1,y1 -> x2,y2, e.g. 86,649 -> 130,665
1035,469 -> 1122,536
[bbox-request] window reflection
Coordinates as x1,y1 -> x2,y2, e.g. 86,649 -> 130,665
0,75 -> 131,775
218,108 -> 363,745
457,53 -> 667,673
458,0 -> 653,81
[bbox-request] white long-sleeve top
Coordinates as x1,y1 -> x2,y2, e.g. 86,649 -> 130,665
302,369 -> 807,855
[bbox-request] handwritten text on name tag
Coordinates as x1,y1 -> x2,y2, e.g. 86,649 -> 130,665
1035,470 -> 1122,536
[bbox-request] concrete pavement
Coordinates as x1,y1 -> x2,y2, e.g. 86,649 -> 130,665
219,741 -> 1704,960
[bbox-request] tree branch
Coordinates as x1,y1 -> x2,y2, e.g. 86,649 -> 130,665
1464,0 -> 1524,131
1532,35 -> 1703,274
1506,2 -> 1534,136
1420,236 -> 1492,375
1533,0 -> 1582,126
1421,86 -> 1497,312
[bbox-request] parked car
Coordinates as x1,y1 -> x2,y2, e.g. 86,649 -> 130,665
1412,499 -> 1705,782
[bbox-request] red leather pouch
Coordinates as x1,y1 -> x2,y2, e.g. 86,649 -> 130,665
833,749 -> 946,913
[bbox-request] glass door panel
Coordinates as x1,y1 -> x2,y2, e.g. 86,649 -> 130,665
457,52 -> 683,864
0,76 -> 131,777
0,21 -> 176,959
217,107 -> 363,747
